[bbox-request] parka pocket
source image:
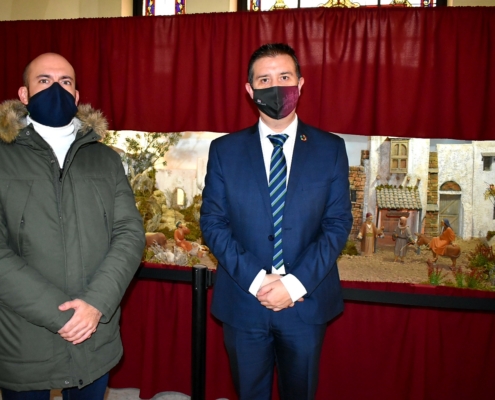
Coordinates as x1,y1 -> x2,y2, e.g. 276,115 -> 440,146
71,177 -> 114,261
82,178 -> 114,247
2,180 -> 34,256
0,305 -> 53,362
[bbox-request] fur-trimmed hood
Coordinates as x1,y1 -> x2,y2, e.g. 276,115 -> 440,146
0,100 -> 108,144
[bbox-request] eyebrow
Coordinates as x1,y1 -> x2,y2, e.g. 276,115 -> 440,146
35,74 -> 74,81
256,71 -> 293,79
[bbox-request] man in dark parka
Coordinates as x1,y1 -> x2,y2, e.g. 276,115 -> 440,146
0,53 -> 145,399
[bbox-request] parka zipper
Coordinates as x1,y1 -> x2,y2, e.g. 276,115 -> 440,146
49,135 -> 100,294
55,134 -> 100,211
48,149 -> 64,219
18,218 -> 25,257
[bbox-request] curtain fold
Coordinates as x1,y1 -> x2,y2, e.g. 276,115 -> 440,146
109,277 -> 495,400
0,8 -> 493,139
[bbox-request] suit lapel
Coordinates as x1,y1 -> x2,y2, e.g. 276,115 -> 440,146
246,124 -> 273,218
285,121 -> 311,210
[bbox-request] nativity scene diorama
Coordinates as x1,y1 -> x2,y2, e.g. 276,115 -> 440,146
102,130 -> 214,269
103,130 -> 495,291
347,136 -> 495,289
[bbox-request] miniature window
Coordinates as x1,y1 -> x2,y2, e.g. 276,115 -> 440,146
483,156 -> 493,171
390,139 -> 409,174
350,189 -> 357,202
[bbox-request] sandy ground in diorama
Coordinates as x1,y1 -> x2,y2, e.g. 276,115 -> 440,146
337,235 -> 481,284
197,235 -> 482,286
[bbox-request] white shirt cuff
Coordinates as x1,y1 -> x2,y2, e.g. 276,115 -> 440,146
249,270 -> 267,296
280,274 -> 307,302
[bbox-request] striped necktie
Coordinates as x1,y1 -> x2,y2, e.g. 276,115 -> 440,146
267,134 -> 289,270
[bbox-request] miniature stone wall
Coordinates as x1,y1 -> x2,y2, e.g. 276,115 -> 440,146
425,152 -> 439,236
424,210 -> 439,236
349,164 -> 366,236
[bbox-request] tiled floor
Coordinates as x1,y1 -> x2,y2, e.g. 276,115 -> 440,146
0,388 -> 190,400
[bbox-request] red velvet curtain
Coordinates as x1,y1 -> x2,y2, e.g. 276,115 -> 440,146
110,275 -> 495,400
0,8 -> 494,139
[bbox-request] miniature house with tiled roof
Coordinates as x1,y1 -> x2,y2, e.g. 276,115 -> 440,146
350,137 -> 495,239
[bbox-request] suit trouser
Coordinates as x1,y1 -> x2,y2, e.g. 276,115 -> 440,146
223,306 -> 327,400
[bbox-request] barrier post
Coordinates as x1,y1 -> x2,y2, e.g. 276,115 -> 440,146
191,265 -> 209,400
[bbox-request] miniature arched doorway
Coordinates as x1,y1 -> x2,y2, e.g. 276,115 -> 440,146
439,181 -> 461,236
172,187 -> 186,208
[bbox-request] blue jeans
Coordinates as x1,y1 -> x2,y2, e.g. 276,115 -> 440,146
0,373 -> 109,400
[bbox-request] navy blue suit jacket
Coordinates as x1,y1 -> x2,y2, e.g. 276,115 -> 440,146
200,120 -> 353,329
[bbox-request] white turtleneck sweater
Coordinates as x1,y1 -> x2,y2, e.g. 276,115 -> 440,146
27,115 -> 76,167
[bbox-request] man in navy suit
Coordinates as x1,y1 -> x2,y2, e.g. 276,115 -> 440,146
200,43 -> 353,400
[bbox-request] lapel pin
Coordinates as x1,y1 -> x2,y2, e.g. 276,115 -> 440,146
300,134 -> 307,142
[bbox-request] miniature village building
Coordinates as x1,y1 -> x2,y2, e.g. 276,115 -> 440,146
350,137 -> 495,239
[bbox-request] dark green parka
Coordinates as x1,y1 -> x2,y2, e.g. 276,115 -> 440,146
0,100 -> 145,391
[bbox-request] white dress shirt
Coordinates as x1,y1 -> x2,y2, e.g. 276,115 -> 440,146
248,116 -> 307,302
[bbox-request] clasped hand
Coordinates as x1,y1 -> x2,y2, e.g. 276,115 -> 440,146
256,274 -> 303,312
58,299 -> 102,345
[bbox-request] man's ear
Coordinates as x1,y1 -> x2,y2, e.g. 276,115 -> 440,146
18,86 -> 29,105
75,90 -> 80,106
245,83 -> 254,99
298,77 -> 305,94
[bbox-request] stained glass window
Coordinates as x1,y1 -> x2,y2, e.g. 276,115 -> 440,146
145,0 -> 155,15
143,0 -> 186,15
176,0 -> 186,14
247,0 -> 437,9
250,0 -> 261,11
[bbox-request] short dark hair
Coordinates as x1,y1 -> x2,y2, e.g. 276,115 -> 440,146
247,43 -> 301,85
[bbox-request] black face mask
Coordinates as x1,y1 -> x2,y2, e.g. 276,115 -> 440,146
26,83 -> 78,127
252,85 -> 299,120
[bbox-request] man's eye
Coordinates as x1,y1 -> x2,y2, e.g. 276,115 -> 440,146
39,79 -> 49,84
62,81 -> 72,86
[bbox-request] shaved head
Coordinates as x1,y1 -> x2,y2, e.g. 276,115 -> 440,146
19,53 -> 78,106
23,53 -> 76,86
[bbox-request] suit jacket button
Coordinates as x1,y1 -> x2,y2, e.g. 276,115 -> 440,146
268,235 -> 274,241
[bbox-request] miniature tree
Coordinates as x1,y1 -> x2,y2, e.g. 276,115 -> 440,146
484,184 -> 495,205
102,131 -> 182,232
103,131 -> 181,179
